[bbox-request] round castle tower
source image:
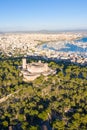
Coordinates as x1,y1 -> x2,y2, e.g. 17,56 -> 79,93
22,58 -> 27,69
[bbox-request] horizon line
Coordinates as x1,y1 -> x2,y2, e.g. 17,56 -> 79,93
0,29 -> 87,33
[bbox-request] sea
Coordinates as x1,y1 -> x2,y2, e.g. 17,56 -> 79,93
38,37 -> 87,58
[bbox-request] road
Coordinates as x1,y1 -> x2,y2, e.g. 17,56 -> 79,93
0,89 -> 21,104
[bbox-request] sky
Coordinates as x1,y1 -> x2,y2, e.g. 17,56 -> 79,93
0,0 -> 87,31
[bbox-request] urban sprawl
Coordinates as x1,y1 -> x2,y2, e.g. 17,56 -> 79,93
0,33 -> 87,65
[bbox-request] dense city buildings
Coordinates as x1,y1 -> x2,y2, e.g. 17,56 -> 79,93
0,32 -> 87,65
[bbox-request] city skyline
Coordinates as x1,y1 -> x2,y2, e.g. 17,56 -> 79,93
0,0 -> 87,31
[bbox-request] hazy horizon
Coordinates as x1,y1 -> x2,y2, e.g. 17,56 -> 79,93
1,29 -> 87,33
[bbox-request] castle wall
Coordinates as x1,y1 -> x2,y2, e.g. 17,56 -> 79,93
24,74 -> 40,81
27,65 -> 49,73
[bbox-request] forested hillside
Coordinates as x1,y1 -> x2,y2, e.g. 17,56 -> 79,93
0,59 -> 87,130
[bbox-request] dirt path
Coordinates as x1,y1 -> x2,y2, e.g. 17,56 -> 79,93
0,89 -> 21,104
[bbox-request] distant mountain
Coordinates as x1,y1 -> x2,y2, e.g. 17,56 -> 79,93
0,29 -> 87,34
0,32 -> 4,34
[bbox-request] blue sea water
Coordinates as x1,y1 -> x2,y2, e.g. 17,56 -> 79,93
76,37 -> 87,42
40,37 -> 87,53
59,43 -> 87,52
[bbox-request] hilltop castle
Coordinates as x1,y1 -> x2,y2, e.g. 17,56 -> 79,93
21,58 -> 56,81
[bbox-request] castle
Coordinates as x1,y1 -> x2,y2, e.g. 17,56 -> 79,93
21,58 -> 56,81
